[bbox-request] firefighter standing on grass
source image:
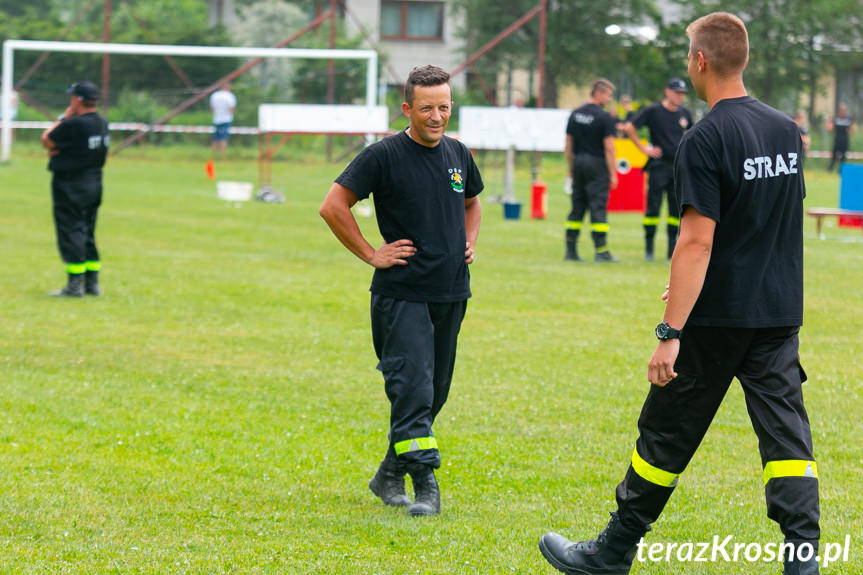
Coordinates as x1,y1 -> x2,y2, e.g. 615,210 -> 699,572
564,78 -> 619,262
623,78 -> 693,261
540,12 -> 820,575
41,81 -> 109,297
319,65 -> 482,517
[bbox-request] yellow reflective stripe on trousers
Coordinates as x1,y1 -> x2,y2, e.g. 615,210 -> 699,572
566,221 -> 583,230
66,263 -> 87,274
763,460 -> 818,486
394,436 -> 438,455
667,216 -> 680,227
85,260 -> 101,271
643,216 -> 661,226
632,448 -> 680,487
591,222 -> 610,233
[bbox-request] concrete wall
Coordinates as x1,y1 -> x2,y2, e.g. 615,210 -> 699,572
345,0 -> 466,90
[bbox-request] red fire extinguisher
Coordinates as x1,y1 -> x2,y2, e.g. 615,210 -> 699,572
531,182 -> 547,219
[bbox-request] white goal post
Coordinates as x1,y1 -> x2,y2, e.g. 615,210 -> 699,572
1,39 -> 379,162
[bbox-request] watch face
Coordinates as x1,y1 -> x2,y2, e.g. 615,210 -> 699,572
656,323 -> 668,339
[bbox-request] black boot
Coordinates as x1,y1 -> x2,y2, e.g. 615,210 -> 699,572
369,452 -> 411,507
594,249 -> 618,262
51,273 -> 85,297
565,229 -> 582,261
783,540 -> 820,575
85,270 -> 101,296
644,224 -> 657,262
407,463 -> 440,516
539,512 -> 647,575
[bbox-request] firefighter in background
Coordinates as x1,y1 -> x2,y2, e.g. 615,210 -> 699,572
540,12 -> 820,575
41,81 -> 110,297
623,78 -> 693,261
564,78 -> 619,262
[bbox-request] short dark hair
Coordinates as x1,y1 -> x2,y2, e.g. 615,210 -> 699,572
686,12 -> 748,77
404,65 -> 452,104
590,78 -> 615,97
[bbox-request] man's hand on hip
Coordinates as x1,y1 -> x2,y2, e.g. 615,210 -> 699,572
370,239 -> 416,268
465,242 -> 475,264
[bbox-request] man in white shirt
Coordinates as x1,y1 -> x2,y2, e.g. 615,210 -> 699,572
209,83 -> 236,154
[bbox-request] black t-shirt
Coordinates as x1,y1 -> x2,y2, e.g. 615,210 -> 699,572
47,112 -> 110,173
335,130 -> 483,302
833,115 -> 852,147
566,103 -> 617,158
632,102 -> 693,162
675,96 -> 804,328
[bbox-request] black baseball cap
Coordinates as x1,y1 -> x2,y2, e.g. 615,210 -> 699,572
66,81 -> 100,101
667,78 -> 687,93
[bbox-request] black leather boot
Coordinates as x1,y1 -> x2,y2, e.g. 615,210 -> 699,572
51,273 -> 84,297
594,249 -> 619,262
406,463 -> 440,516
369,451 -> 411,507
539,512 -> 647,575
783,540 -> 820,575
85,270 -> 101,296
565,229 -> 582,261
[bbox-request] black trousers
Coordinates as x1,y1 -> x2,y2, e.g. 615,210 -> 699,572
615,326 -> 819,541
567,155 -> 610,249
370,294 -> 467,468
644,161 -> 679,225
51,170 -> 102,269
827,141 -> 848,172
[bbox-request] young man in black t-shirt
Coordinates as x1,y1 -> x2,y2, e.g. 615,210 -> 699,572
41,81 -> 110,297
540,13 -> 820,575
320,65 -> 482,517
826,103 -> 854,172
564,78 -> 619,262
623,78 -> 694,261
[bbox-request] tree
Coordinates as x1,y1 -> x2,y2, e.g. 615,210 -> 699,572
450,0 -> 660,107
231,0 -> 308,97
666,0 -> 863,120
4,0 -> 236,111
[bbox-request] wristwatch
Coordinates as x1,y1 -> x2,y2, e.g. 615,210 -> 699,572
655,321 -> 682,341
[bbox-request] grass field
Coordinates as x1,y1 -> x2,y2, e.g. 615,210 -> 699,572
1,142 -> 861,574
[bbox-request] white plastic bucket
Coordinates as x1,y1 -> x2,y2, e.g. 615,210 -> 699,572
217,181 -> 253,202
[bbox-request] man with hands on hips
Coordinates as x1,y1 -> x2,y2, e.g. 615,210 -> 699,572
319,65 -> 482,517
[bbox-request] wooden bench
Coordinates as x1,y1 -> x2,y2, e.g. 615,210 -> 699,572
807,208 -> 863,238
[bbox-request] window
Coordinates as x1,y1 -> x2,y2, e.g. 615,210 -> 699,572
381,1 -> 444,41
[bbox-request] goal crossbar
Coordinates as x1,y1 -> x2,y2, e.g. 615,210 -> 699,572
2,39 -> 379,162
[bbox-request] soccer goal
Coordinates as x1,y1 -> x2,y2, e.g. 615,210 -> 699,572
1,39 -> 379,162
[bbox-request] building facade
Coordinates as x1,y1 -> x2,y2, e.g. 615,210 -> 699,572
343,0 -> 466,89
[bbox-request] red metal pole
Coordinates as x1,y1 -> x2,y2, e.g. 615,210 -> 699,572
102,0 -> 111,118
328,0 -> 337,104
327,0 -> 337,161
534,0 -> 547,180
538,0 -> 546,109
450,4 -> 543,78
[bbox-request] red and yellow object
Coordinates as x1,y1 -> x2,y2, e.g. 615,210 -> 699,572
609,138 -> 648,212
